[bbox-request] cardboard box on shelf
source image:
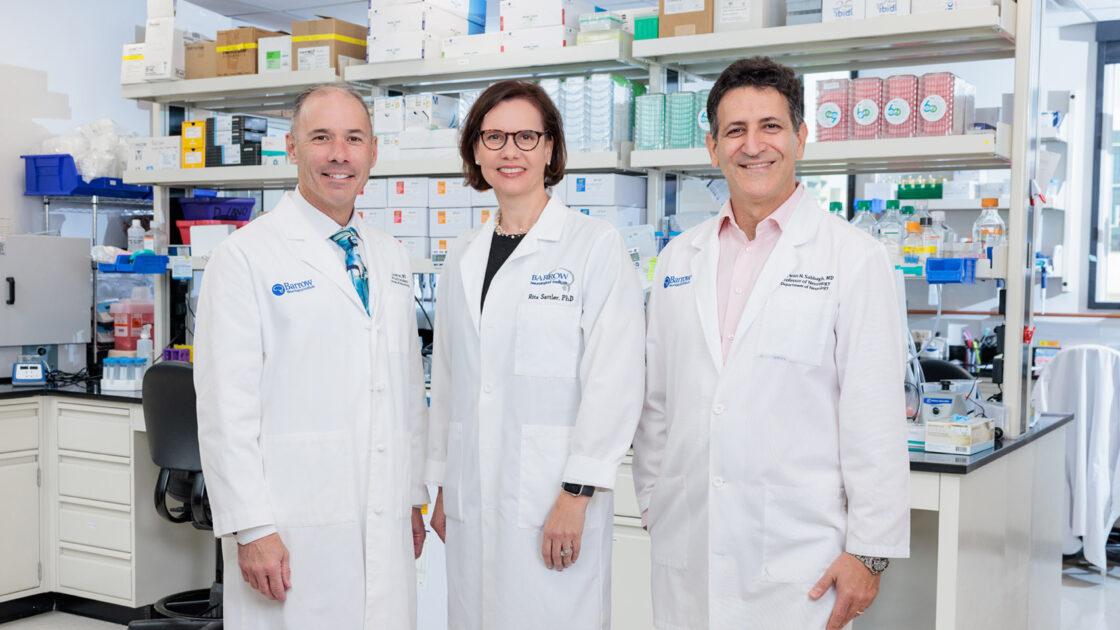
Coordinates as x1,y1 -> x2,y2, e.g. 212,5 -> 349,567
144,17 -> 185,81
367,32 -> 439,62
659,0 -> 714,38
374,0 -> 486,22
216,26 -> 281,76
429,178 -> 473,206
499,0 -> 597,31
386,207 -> 431,237
181,120 -> 207,167
185,41 -> 217,79
292,18 -> 367,73
377,134 -> 402,161
441,32 -> 505,58
147,137 -> 181,171
502,26 -> 577,52
430,207 -> 473,237
374,96 -> 405,134
387,177 -> 430,207
357,179 -> 388,209
121,43 -> 147,84
868,0 -> 911,16
370,3 -> 479,37
404,94 -> 459,130
823,0 -> 866,20
566,173 -> 647,207
257,36 -> 292,73
715,0 -> 787,32
261,135 -> 287,167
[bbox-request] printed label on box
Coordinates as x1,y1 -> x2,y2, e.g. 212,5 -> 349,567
665,0 -> 707,14
265,50 -> 284,70
298,46 -> 331,70
884,98 -> 912,125
720,0 -> 752,21
920,95 -> 948,122
817,103 -> 842,128
853,99 -> 880,126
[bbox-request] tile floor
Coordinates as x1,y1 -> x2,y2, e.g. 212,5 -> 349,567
5,565 -> 1120,629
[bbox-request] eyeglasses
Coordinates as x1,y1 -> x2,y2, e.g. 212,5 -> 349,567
479,129 -> 548,151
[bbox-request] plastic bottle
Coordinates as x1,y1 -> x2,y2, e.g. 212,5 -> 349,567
875,200 -> 905,266
135,324 -> 153,363
849,200 -> 878,236
972,197 -> 1006,259
918,217 -> 935,265
926,211 -> 956,258
828,201 -> 845,219
142,228 -> 155,253
901,219 -> 925,276
127,219 -> 145,253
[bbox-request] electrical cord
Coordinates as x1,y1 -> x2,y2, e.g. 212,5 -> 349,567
46,368 -> 98,387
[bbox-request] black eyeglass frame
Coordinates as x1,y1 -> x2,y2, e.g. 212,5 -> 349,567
478,129 -> 550,151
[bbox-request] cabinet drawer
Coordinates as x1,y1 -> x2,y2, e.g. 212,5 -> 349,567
58,546 -> 132,602
59,455 -> 131,506
0,401 -> 39,453
614,463 -> 641,519
60,502 -> 132,553
57,402 -> 131,458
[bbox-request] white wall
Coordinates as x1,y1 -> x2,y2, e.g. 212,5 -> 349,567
0,0 -> 152,236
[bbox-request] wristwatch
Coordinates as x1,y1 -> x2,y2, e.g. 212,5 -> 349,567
562,482 -> 595,497
853,554 -> 890,575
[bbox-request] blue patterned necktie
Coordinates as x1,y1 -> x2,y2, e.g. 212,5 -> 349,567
329,227 -> 370,315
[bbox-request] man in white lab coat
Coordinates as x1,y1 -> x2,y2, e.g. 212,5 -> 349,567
195,85 -> 428,629
632,57 -> 910,630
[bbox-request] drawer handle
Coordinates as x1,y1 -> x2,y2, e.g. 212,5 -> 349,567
5,277 -> 13,305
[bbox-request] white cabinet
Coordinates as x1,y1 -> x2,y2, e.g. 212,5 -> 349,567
611,521 -> 653,630
0,400 -> 42,601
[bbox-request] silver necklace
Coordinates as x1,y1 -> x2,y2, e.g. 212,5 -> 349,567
494,209 -> 529,238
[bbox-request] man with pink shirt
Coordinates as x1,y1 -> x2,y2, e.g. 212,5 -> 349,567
632,57 -> 910,630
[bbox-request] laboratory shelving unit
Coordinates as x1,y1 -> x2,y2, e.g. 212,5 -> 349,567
121,0 -> 1044,436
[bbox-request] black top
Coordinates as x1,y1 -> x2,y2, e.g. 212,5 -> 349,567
481,233 -> 524,310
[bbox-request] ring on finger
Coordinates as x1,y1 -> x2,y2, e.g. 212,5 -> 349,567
560,546 -> 573,558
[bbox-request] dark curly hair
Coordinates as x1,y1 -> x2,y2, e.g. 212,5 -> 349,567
706,57 -> 804,136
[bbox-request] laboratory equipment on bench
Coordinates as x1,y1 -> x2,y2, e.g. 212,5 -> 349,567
11,354 -> 48,386
925,415 -> 995,455
101,356 -> 149,391
921,380 -> 968,424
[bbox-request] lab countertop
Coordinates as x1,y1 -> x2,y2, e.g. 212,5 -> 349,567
0,380 -> 144,404
908,412 -> 1073,474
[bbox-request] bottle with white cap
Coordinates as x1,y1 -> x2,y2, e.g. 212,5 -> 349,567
135,324 -> 154,363
127,219 -> 145,252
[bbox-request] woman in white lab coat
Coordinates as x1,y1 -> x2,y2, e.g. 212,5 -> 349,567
426,80 -> 645,630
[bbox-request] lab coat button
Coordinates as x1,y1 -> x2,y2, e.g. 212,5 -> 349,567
375,382 -> 386,392
483,384 -> 493,394
374,505 -> 384,515
734,287 -> 744,295
376,443 -> 385,452
713,477 -> 725,488
713,404 -> 725,415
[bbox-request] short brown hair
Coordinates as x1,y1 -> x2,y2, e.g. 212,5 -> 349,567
707,57 -> 804,136
291,84 -> 371,136
459,80 -> 566,191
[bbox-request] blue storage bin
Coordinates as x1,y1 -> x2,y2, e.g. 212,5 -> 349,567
925,258 -> 976,285
180,197 -> 256,221
97,254 -> 169,274
22,154 -> 152,198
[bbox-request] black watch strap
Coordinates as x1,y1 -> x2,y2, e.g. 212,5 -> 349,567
562,482 -> 595,497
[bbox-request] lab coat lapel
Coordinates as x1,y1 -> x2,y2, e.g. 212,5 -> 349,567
359,231 -> 389,325
459,223 -> 494,334
730,192 -> 824,347
274,195 -> 369,317
689,221 -> 723,371
504,195 -> 566,266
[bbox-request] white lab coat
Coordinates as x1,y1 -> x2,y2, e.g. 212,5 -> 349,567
195,192 -> 428,630
632,194 -> 911,630
1034,344 -> 1120,571
426,197 -> 645,630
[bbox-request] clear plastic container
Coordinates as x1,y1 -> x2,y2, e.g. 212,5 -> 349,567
849,200 -> 878,235
109,289 -> 155,352
127,219 -> 144,252
901,219 -> 926,276
875,200 -> 905,266
972,197 -> 1006,258
926,210 -> 956,258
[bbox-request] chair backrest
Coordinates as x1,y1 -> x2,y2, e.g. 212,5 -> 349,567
142,361 -> 202,472
919,359 -> 973,382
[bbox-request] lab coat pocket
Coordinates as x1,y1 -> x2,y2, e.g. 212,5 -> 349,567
757,293 -> 833,367
761,484 -> 846,583
443,422 -> 465,522
262,431 -> 358,528
648,475 -> 689,569
514,302 -> 580,378
517,425 -> 573,528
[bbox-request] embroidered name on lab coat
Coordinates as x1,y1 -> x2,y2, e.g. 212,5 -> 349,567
271,279 -> 316,296
779,273 -> 834,292
391,273 -> 410,288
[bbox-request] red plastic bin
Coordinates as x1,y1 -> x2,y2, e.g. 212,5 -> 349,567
176,220 -> 249,245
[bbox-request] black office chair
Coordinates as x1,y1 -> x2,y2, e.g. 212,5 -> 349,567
129,361 -> 223,629
919,359 -> 973,382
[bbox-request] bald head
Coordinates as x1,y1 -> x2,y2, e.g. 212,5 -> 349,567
290,84 -> 372,136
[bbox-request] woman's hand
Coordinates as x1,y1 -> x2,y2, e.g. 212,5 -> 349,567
541,492 -> 591,571
432,487 -> 447,543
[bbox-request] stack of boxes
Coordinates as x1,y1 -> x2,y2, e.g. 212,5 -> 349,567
714,0 -> 787,30
816,73 -> 975,141
500,0 -> 592,52
205,115 -> 268,167
849,77 -> 883,141
181,120 -> 206,169
587,74 -> 634,152
576,11 -> 624,45
566,173 -> 648,229
824,0 -> 996,21
368,0 -> 485,62
787,0 -> 824,24
815,78 -> 851,142
635,93 -> 667,150
374,93 -> 461,161
882,74 -> 919,138
634,90 -> 715,150
217,27 -> 283,76
292,18 -> 367,72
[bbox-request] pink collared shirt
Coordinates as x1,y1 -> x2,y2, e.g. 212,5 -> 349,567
715,185 -> 803,363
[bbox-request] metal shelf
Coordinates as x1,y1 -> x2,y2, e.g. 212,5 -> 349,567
121,69 -> 349,112
123,147 -> 633,188
631,5 -> 1015,75
630,131 -> 1011,176
190,254 -> 441,275
345,37 -> 646,91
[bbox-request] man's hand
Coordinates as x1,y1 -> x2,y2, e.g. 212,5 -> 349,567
541,492 -> 590,571
809,552 -> 881,629
412,506 -> 427,559
431,487 -> 447,543
238,533 -> 291,602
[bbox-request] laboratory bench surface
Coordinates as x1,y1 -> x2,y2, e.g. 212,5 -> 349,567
0,381 -> 143,404
907,412 -> 1073,474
